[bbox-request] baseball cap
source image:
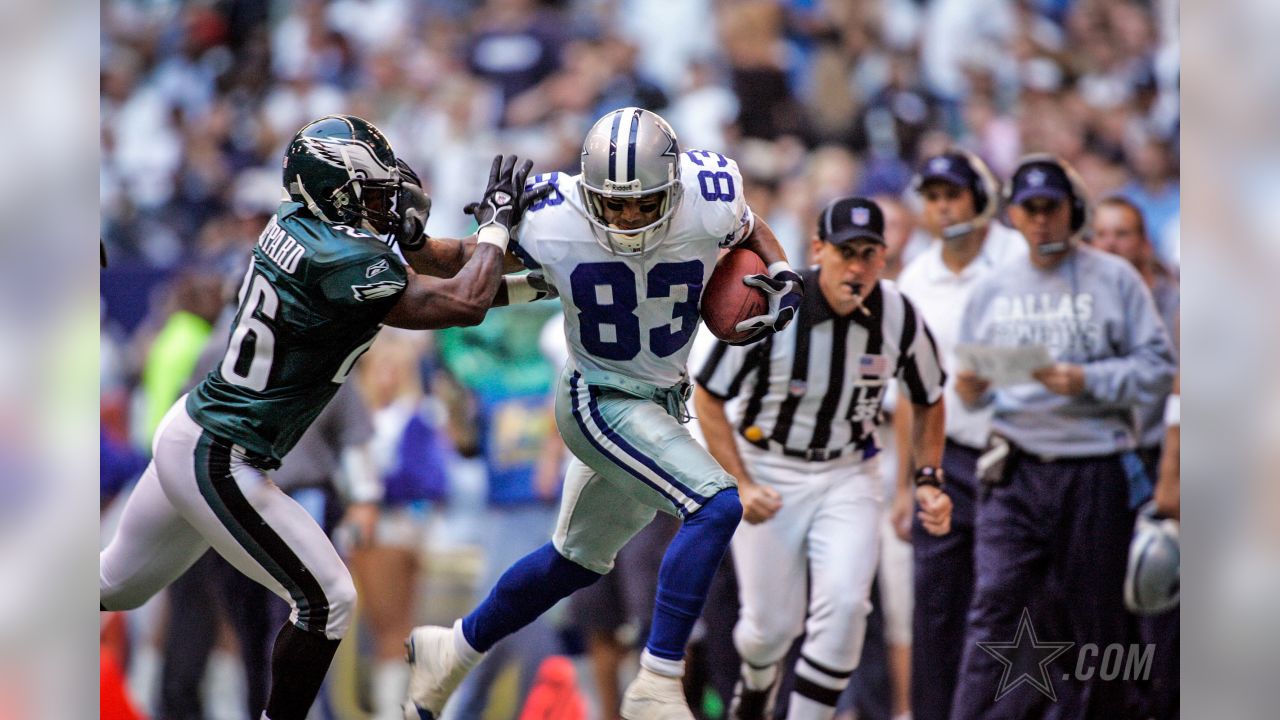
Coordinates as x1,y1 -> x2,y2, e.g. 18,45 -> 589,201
1008,160 -> 1073,205
817,197 -> 885,246
916,152 -> 980,191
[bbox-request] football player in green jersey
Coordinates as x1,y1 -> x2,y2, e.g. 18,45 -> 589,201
100,115 -> 549,720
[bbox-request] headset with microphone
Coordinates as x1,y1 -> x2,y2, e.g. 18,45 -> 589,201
1002,153 -> 1090,257
911,149 -> 1002,240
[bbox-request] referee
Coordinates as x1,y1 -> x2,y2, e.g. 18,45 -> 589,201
694,196 -> 951,720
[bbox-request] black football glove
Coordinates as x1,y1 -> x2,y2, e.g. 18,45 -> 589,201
394,158 -> 431,252
464,155 -> 553,234
526,270 -> 558,300
734,269 -> 805,341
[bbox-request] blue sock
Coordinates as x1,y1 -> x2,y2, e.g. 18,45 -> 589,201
646,488 -> 742,661
461,542 -> 600,653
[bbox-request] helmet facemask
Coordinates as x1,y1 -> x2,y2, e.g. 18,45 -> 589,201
333,173 -> 401,237
580,180 -> 682,255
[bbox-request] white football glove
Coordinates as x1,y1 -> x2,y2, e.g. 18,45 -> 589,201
734,268 -> 805,343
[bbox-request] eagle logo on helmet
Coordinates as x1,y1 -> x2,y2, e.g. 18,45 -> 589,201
852,207 -> 871,226
300,136 -> 396,179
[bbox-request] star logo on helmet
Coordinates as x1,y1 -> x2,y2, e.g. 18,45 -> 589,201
659,125 -> 678,157
1027,169 -> 1047,187
929,157 -> 951,173
852,207 -> 871,226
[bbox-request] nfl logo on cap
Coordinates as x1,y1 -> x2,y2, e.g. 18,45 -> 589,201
852,207 -> 870,226
929,157 -> 950,173
1027,169 -> 1046,187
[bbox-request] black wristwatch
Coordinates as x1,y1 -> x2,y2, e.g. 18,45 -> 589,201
914,466 -> 945,489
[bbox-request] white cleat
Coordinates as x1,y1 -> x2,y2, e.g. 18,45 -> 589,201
620,667 -> 695,720
402,625 -> 471,720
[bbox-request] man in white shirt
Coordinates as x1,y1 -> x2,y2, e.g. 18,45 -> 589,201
892,150 -> 1018,720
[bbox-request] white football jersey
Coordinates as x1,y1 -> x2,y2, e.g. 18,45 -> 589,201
514,151 -> 755,387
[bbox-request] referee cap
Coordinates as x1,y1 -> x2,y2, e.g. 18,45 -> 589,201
817,196 -> 885,246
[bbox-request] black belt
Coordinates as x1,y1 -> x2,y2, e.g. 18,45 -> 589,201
741,432 -> 875,463
945,438 -> 986,454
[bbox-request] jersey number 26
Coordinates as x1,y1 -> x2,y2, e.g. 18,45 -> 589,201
221,266 -> 369,391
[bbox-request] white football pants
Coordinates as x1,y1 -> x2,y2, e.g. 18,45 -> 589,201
731,441 -> 883,718
100,397 -> 355,639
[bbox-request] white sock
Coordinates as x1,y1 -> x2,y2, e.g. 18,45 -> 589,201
451,619 -> 483,668
639,649 -> 685,678
373,659 -> 410,719
741,661 -> 778,691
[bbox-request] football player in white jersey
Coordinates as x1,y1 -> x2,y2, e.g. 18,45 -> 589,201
403,108 -> 803,720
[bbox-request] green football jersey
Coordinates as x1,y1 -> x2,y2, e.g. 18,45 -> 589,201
187,202 -> 408,464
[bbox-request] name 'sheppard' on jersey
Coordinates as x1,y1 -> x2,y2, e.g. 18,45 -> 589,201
257,215 -> 306,274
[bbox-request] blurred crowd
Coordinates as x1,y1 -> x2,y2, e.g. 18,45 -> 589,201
101,0 -> 1179,276
100,0 -> 1179,718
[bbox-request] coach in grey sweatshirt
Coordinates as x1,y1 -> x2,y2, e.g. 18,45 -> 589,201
950,155 -> 1176,720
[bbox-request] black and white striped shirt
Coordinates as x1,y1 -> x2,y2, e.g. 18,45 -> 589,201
697,269 -> 946,462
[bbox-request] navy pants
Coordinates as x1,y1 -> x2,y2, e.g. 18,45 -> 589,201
952,453 -> 1134,720
1132,443 -> 1179,720
911,440 -> 980,720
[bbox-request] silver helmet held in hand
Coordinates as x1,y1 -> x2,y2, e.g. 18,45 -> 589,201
579,107 -> 683,255
1124,501 -> 1180,615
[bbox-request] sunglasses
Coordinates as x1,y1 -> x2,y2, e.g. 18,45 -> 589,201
604,197 -> 662,214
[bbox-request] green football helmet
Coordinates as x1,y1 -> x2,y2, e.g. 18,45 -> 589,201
283,115 -> 403,235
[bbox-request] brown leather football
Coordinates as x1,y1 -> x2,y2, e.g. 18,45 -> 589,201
701,248 -> 769,343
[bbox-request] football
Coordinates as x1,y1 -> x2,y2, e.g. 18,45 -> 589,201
701,249 -> 769,343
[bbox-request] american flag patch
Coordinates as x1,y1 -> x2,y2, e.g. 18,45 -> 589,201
859,354 -> 890,376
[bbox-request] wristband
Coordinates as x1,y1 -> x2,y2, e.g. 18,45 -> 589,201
477,225 -> 509,251
502,275 -> 544,305
1163,394 -> 1180,427
767,260 -> 793,277
914,466 -> 945,489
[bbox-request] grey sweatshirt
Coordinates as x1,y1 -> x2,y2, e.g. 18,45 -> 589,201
959,243 -> 1176,458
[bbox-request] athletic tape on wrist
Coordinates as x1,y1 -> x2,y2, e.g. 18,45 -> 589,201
1163,394 -> 1180,427
477,225 -> 509,251
503,275 -> 539,305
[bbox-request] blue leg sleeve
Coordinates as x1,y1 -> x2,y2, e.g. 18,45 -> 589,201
646,488 -> 742,660
461,542 -> 601,652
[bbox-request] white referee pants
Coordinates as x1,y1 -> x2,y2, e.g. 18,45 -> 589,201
732,442 -> 883,713
99,398 -> 356,639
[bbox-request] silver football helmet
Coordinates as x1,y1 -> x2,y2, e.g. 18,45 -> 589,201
579,107 -> 683,255
1124,502 -> 1180,615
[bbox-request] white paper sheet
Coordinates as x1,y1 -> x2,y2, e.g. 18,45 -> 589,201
954,344 -> 1053,387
